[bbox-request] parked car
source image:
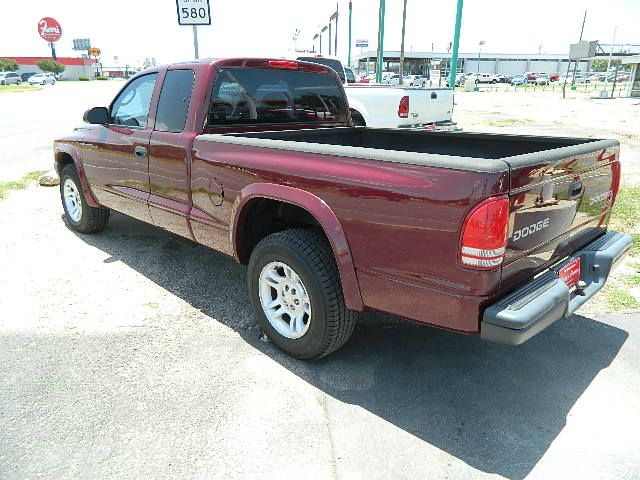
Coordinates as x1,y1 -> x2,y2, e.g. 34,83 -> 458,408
20,72 -> 38,82
54,57 -> 631,359
297,56 -> 455,130
0,72 -> 21,85
511,74 -> 527,86
474,73 -> 499,84
403,74 -> 421,86
588,73 -> 607,83
406,75 -> 430,87
344,66 -> 356,84
535,74 -> 550,85
28,73 -> 56,85
496,74 -> 513,83
384,74 -> 401,85
356,75 -> 372,83
549,73 -> 560,82
446,73 -> 466,87
607,73 -> 630,82
560,73 -> 588,84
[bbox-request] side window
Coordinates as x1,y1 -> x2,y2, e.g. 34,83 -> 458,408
110,73 -> 158,128
155,69 -> 195,133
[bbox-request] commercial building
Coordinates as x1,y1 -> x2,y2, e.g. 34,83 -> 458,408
354,51 -> 590,78
2,56 -> 96,80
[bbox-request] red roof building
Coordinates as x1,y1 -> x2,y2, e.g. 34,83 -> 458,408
2,56 -> 96,80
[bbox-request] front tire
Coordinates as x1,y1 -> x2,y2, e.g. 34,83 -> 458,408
248,229 -> 356,360
60,164 -> 110,233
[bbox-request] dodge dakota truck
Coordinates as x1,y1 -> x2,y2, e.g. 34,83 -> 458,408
54,57 -> 632,359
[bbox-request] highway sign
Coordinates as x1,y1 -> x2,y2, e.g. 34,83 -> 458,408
38,17 -> 62,43
176,0 -> 211,25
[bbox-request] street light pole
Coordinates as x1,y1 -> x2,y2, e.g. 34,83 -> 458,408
347,1 -> 353,67
333,3 -> 338,57
475,40 -> 484,91
399,0 -> 408,85
376,0 -> 386,83
448,0 -> 464,90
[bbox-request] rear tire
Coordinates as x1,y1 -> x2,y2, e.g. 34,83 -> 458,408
248,229 -> 356,360
60,164 -> 110,234
351,111 -> 366,127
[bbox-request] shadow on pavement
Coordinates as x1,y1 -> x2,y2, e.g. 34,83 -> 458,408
74,213 -> 628,480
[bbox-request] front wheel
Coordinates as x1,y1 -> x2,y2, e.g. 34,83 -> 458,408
60,164 -> 110,233
248,229 -> 356,360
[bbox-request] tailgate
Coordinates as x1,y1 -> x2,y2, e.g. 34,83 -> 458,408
405,88 -> 453,125
501,141 -> 621,287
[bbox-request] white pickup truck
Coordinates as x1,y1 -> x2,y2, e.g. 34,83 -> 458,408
297,56 -> 456,130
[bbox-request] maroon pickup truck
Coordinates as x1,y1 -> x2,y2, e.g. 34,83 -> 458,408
54,58 -> 631,359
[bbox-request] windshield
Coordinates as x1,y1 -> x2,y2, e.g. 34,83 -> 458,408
297,57 -> 345,83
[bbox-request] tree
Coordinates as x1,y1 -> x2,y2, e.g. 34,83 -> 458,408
591,58 -> 622,73
0,58 -> 18,71
36,60 -> 65,75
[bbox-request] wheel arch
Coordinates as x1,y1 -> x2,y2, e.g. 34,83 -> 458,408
54,145 -> 100,207
231,183 -> 364,311
346,96 -> 368,126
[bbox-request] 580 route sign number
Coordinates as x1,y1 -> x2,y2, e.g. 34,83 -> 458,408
176,0 -> 211,25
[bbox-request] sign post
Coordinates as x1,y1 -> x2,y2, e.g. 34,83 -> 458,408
175,0 -> 211,60
356,39 -> 368,76
38,17 -> 62,60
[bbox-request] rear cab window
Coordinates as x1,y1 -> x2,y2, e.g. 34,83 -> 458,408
207,68 -> 347,128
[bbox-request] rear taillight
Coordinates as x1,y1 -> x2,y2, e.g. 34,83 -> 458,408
611,160 -> 621,203
459,196 -> 510,270
398,95 -> 409,118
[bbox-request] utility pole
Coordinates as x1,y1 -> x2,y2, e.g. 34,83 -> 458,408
600,25 -> 618,98
321,26 -> 328,54
563,9 -> 587,97
399,0 -> 408,84
347,1 -> 353,66
376,0 -> 386,83
570,9 -> 588,90
331,3 -> 339,57
448,0 -> 464,90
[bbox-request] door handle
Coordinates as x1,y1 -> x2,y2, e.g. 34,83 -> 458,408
134,146 -> 147,158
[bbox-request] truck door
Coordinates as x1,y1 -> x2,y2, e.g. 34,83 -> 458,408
147,68 -> 196,239
81,72 -> 159,224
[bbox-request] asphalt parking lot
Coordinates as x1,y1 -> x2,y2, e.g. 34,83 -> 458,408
1,82 -> 640,479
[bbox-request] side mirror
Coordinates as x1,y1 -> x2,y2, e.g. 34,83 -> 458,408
83,107 -> 109,125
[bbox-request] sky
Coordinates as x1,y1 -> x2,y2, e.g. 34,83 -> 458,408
1,0 -> 638,67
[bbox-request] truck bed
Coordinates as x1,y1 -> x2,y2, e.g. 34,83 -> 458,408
200,127 -> 620,316
206,128 -> 610,166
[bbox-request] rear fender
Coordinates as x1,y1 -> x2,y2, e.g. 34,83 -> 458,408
347,97 -> 369,125
54,144 -> 100,208
231,183 -> 364,311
